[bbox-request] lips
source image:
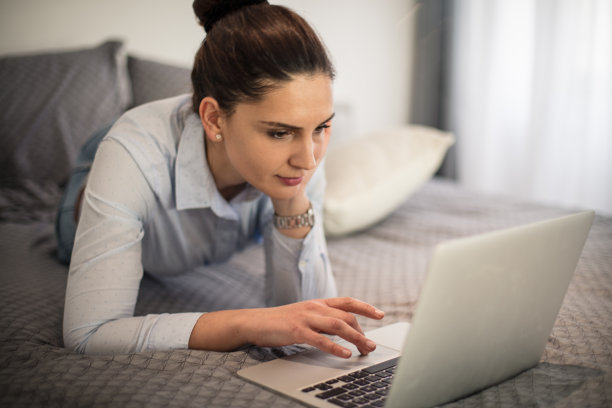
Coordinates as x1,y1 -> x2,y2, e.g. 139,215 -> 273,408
277,175 -> 304,186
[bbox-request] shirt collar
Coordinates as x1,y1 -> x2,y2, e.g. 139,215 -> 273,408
175,112 -> 261,218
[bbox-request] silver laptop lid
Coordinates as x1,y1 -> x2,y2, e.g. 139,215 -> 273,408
386,211 -> 594,408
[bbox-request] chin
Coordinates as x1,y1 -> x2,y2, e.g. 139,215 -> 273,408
257,184 -> 301,201
267,188 -> 300,201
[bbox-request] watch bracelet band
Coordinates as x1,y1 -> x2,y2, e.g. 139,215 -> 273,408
273,205 -> 315,229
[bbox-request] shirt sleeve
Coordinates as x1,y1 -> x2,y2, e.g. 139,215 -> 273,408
262,162 -> 337,306
63,139 -> 202,354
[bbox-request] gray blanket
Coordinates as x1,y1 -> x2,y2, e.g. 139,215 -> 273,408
1,179 -> 610,407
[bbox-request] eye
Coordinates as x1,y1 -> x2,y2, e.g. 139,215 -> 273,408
267,129 -> 291,140
314,123 -> 331,135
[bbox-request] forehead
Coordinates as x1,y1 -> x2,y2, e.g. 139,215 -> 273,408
233,74 -> 334,123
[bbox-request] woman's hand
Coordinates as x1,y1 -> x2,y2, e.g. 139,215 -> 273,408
188,297 -> 385,358
248,297 -> 385,357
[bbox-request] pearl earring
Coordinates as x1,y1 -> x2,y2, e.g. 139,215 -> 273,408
215,134 -> 222,141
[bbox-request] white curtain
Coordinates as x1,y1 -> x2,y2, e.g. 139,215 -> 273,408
448,0 -> 612,215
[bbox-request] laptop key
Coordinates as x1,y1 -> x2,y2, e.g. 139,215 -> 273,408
328,399 -> 357,408
349,390 -> 366,397
336,393 -> 354,401
362,357 -> 400,374
316,387 -> 348,399
375,388 -> 389,396
349,371 -> 369,379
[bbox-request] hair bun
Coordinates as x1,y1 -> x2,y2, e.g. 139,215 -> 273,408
193,0 -> 269,33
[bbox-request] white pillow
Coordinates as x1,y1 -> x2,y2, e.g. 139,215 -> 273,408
323,125 -> 455,236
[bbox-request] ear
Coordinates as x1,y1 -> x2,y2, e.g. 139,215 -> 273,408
199,97 -> 225,143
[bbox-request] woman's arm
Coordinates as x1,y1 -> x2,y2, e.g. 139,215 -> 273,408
261,164 -> 337,306
188,297 -> 385,358
63,139 -> 202,353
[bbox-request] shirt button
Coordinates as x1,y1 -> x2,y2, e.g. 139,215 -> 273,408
299,260 -> 307,269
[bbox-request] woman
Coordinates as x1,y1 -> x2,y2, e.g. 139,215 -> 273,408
60,0 -> 384,358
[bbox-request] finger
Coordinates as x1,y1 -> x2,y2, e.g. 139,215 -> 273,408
313,299 -> 376,353
313,303 -> 365,335
303,331 -> 354,359
324,297 -> 385,320
310,315 -> 377,356
300,301 -> 371,354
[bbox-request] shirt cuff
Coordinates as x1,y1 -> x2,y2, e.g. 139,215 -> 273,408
147,312 -> 204,350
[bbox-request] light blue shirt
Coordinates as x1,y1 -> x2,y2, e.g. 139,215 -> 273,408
63,95 -> 336,354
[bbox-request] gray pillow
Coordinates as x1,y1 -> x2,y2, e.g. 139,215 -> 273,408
0,41 -> 132,189
127,56 -> 191,108
0,41 -> 132,222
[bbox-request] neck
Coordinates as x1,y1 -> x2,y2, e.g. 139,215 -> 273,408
205,137 -> 246,201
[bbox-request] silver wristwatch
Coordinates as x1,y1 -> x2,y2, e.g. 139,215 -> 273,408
273,205 -> 315,229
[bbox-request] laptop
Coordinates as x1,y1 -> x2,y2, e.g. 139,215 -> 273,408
238,211 -> 594,408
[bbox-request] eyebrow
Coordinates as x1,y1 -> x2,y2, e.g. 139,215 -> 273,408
259,112 -> 336,131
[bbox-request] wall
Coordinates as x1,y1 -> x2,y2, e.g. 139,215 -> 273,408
0,0 -> 415,143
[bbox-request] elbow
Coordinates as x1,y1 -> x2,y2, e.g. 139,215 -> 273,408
63,324 -> 94,354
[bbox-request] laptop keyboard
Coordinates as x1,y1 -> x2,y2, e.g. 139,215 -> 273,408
300,357 -> 399,408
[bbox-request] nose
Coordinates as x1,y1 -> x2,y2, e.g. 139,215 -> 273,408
290,136 -> 317,170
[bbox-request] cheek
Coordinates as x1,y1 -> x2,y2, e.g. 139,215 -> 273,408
232,139 -> 285,177
315,135 -> 331,161
314,145 -> 325,162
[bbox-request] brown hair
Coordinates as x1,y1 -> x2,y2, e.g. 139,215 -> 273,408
191,0 -> 335,115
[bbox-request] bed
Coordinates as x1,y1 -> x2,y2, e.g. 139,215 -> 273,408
1,41 -> 610,407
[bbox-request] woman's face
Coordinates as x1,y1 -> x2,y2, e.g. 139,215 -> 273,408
220,74 -> 334,200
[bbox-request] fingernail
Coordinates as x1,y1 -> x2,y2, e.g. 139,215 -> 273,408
367,340 -> 376,350
376,308 -> 385,317
342,349 -> 352,358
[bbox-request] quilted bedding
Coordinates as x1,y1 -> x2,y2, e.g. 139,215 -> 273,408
0,179 -> 610,407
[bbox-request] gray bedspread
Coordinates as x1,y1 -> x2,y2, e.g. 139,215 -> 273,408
1,179 -> 610,407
